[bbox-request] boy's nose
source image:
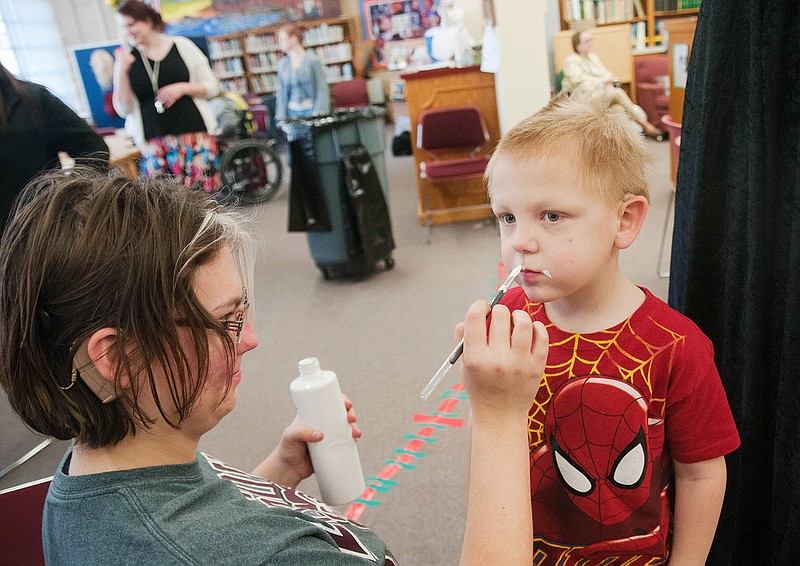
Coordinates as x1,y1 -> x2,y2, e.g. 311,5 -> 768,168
510,224 -> 540,255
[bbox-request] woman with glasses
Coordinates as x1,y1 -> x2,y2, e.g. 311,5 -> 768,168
0,168 -> 546,565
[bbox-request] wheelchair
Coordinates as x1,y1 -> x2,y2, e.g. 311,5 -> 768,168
213,93 -> 283,206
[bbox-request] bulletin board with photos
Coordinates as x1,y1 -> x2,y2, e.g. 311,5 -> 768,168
360,0 -> 447,69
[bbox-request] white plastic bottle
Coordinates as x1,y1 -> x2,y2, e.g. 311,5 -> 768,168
289,357 -> 365,505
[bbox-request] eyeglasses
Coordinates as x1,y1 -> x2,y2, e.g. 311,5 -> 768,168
176,287 -> 249,344
222,287 -> 249,343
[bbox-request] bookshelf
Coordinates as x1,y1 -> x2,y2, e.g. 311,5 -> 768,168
208,17 -> 357,96
558,0 -> 700,48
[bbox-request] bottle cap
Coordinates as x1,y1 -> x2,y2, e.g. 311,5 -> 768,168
298,357 -> 321,378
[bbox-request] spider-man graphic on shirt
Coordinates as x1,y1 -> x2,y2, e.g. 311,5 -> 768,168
532,376 -> 670,560
498,286 -> 740,565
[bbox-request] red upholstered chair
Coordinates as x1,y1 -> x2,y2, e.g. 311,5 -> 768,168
331,78 -> 370,110
249,104 -> 269,133
634,55 -> 670,127
417,105 -> 490,241
0,476 -> 52,566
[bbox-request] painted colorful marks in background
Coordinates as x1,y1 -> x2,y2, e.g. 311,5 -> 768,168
161,0 -> 341,36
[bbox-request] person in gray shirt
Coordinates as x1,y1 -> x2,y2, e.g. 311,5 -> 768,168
0,168 -> 547,565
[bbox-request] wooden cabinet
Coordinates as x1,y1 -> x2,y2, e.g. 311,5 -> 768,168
557,0 -> 700,49
208,17 -> 357,95
664,16 -> 697,123
401,65 -> 499,225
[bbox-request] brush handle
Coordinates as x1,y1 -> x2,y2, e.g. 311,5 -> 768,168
448,284 -> 510,364
420,266 -> 520,400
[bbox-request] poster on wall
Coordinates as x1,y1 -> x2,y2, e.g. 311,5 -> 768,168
672,43 -> 689,89
70,41 -> 126,130
360,0 -> 440,68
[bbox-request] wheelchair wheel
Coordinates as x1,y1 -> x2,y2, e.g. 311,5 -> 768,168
219,139 -> 283,205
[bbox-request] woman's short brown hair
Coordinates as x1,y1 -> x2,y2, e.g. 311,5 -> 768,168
0,169 -> 252,448
117,0 -> 166,32
278,23 -> 306,44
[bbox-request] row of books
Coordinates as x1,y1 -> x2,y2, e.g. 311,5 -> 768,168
209,38 -> 243,59
243,24 -> 346,54
565,0 -> 645,22
566,0 -> 700,23
245,43 -> 352,75
219,77 -> 247,95
249,62 -> 354,94
654,1 -> 702,10
212,57 -> 244,78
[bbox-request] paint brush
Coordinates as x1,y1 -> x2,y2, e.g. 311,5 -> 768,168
419,265 -> 523,400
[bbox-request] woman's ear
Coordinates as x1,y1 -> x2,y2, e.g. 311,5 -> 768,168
614,195 -> 649,250
74,328 -> 132,403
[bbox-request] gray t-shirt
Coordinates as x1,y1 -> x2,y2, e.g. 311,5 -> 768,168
43,449 -> 395,565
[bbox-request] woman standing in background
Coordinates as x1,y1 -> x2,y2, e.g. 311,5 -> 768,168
112,0 -> 220,191
274,23 -> 330,140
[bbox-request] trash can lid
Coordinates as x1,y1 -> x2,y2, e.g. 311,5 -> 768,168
281,106 -> 386,131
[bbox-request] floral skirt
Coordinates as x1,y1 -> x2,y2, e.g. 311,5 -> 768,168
140,132 -> 220,192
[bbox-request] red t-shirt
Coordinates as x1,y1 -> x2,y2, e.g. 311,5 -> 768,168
500,286 -> 740,564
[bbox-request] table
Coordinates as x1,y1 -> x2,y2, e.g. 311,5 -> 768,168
103,133 -> 141,179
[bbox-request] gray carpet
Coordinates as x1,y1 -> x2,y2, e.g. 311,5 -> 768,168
0,127 -> 672,565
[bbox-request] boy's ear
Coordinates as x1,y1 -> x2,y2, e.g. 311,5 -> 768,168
74,328 -> 132,403
614,195 -> 649,250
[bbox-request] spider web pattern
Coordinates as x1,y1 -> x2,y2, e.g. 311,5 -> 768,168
520,298 -> 685,449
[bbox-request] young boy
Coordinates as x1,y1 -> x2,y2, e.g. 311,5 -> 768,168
488,91 -> 740,564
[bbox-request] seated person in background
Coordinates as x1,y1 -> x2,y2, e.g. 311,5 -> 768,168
0,168 -> 547,566
488,90 -> 740,563
562,30 -> 666,140
0,61 -> 108,231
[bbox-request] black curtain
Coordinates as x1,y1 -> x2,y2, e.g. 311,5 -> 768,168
668,1 -> 800,563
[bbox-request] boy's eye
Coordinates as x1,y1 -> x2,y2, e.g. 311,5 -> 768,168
543,212 -> 561,222
498,213 -> 515,225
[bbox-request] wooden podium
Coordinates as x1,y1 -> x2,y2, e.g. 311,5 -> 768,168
401,65 -> 499,225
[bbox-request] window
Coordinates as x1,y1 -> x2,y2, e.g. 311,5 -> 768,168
0,0 -> 83,113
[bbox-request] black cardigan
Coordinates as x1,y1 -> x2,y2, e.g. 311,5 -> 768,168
0,75 -> 109,230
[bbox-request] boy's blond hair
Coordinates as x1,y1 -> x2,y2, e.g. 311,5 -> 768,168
486,90 -> 650,205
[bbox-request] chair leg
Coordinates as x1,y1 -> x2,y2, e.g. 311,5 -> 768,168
0,437 -> 54,480
420,178 -> 433,245
657,188 -> 676,278
426,218 -> 433,245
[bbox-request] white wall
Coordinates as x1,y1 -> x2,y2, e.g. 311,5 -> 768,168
493,0 -> 551,133
52,0 -> 117,47
49,0 -> 117,116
